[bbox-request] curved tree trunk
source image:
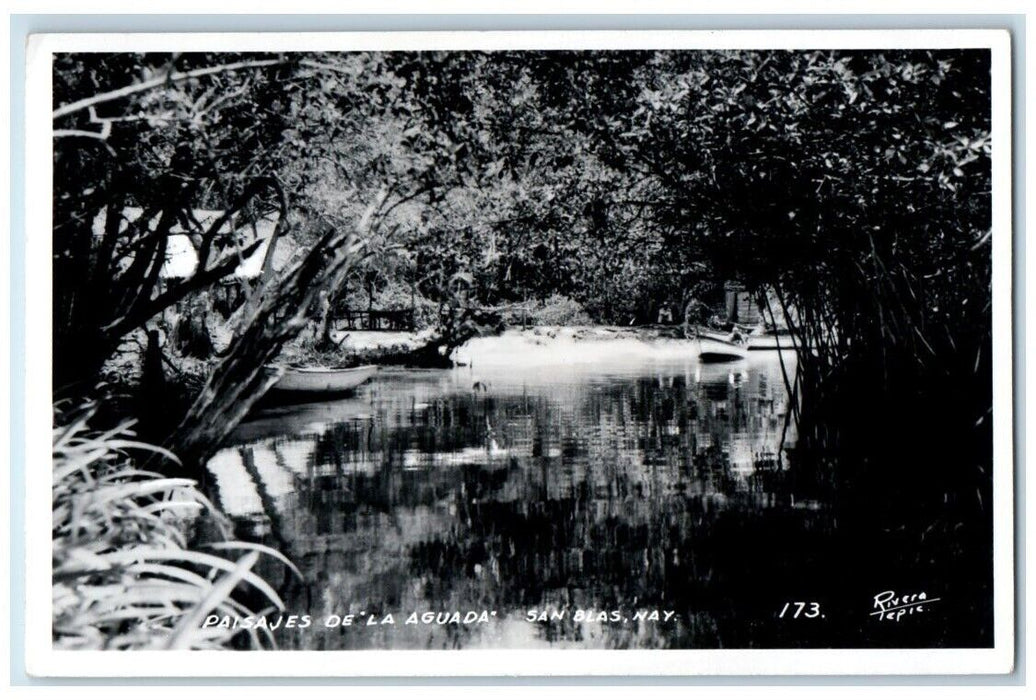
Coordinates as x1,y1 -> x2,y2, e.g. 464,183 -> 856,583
166,222 -> 369,478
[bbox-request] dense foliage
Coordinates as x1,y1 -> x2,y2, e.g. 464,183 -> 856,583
53,49 -> 992,476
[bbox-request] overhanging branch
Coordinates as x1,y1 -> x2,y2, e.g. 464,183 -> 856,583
53,59 -> 284,121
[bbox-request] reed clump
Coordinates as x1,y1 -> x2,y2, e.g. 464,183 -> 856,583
52,402 -> 299,650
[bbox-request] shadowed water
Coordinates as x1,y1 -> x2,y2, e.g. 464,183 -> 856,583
207,348 -> 868,650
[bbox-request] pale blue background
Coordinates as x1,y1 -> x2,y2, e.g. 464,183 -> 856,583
8,12 -> 1026,685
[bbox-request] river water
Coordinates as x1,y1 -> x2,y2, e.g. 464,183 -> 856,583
208,337 -> 831,650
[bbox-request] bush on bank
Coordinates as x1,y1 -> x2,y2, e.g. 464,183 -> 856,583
52,402 -> 298,650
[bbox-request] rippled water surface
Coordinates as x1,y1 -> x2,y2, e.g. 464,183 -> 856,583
209,350 -> 845,649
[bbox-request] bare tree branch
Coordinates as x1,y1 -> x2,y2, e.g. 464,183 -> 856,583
53,59 -> 284,121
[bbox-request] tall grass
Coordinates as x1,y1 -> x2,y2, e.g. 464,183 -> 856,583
53,402 -> 299,650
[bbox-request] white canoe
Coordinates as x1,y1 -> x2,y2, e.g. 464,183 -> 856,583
693,327 -> 749,363
697,337 -> 748,363
265,364 -> 378,396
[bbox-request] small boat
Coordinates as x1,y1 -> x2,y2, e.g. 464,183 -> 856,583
697,337 -> 748,363
264,364 -> 378,398
693,326 -> 748,363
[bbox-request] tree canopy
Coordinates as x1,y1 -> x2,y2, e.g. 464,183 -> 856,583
52,48 -> 993,469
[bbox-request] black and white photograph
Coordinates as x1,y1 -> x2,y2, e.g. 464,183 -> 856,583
23,29 -> 1014,677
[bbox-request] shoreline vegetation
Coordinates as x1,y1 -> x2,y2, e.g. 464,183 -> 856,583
52,404 -> 300,650
51,49 -> 993,650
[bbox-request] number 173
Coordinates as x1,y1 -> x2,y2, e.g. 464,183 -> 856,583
778,602 -> 823,619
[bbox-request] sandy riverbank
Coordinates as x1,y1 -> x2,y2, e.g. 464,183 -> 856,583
453,325 -> 698,367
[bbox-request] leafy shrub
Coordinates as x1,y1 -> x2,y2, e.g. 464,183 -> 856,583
52,403 -> 298,650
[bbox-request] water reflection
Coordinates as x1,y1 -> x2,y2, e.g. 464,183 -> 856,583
210,352 -> 822,650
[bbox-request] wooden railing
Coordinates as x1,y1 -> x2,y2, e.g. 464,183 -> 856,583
332,308 -> 415,331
